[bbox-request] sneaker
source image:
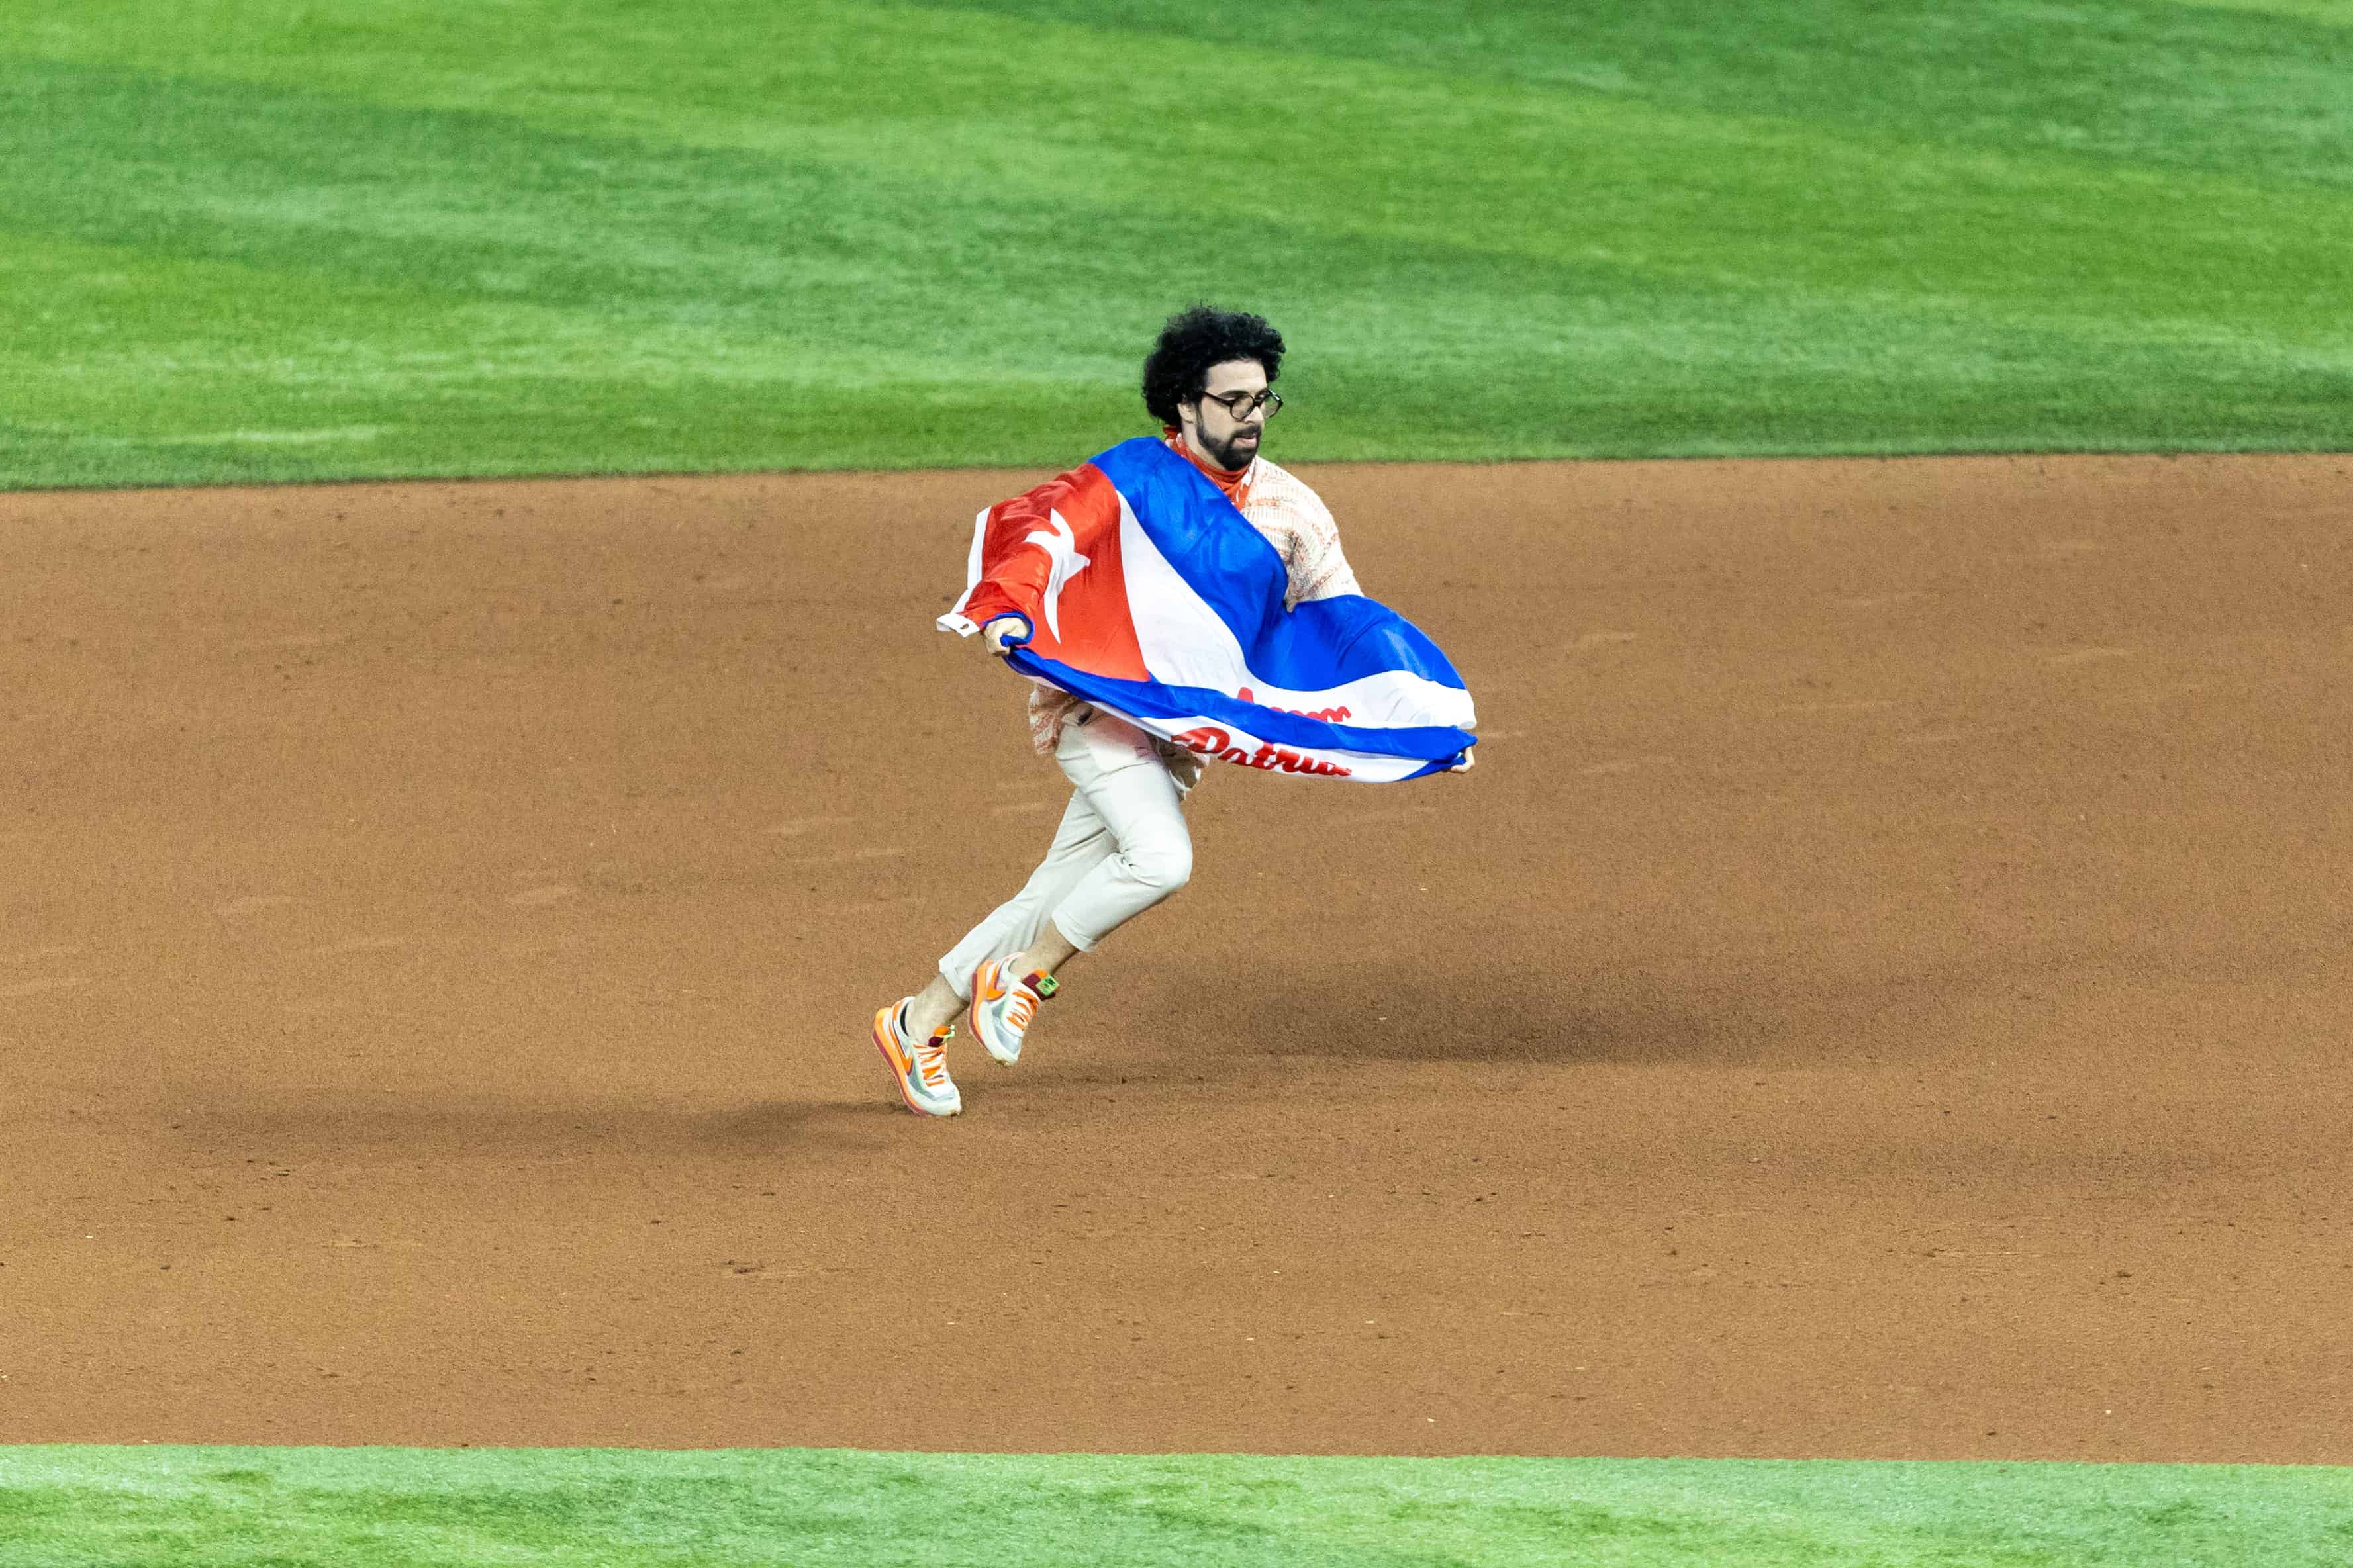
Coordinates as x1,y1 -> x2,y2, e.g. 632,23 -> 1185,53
969,959 -> 1057,1066
871,999 -> 960,1117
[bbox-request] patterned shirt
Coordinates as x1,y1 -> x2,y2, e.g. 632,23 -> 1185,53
1024,434 -> 1361,754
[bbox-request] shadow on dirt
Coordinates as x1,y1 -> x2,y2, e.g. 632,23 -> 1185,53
156,1094 -> 896,1160
1098,958 -> 1782,1067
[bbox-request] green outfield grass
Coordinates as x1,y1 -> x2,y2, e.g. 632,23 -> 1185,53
2,0 -> 2349,486
1,1447 -> 2348,1567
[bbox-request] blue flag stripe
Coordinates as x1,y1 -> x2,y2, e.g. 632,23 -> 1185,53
1008,651 -> 1476,764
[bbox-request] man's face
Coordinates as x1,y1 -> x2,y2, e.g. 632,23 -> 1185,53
1178,358 -> 1272,471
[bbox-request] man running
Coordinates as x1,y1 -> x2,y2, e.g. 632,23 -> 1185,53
873,305 -> 1449,1117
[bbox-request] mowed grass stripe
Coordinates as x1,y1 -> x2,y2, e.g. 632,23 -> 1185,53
7,65 -> 2329,478
934,0 -> 2353,191
23,4 -> 2348,324
2,1 -> 2349,487
2,1447 -> 2350,1567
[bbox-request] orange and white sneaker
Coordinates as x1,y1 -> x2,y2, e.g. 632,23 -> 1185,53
969,959 -> 1057,1066
871,998 -> 960,1117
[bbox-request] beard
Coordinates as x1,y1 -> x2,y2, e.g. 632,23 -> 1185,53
1199,424 -> 1261,471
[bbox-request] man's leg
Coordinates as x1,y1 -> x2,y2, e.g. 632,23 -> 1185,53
902,710 -> 1191,1061
963,712 -> 1194,1064
1011,715 -> 1192,967
900,787 -> 1116,1038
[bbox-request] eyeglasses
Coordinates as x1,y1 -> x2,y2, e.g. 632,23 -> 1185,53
1197,389 -> 1282,421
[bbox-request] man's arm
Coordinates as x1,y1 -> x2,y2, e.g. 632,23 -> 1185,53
1255,461 -> 1360,604
1296,537 -> 1361,602
941,468 -> 1093,641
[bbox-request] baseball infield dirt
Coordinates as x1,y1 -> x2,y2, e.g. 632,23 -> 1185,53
1,453 -> 2346,1462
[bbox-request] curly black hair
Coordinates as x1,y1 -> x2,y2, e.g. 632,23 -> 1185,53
1141,306 -> 1285,428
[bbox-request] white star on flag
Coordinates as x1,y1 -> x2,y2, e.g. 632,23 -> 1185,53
1023,508 -> 1092,641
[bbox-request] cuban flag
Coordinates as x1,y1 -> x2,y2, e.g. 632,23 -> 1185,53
940,438 -> 1476,782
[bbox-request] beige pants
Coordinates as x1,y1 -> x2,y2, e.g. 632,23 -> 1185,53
937,707 -> 1195,999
